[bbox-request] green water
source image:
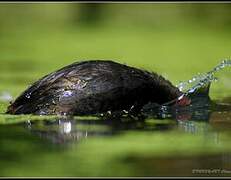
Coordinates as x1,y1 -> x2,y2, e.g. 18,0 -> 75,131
0,3 -> 231,177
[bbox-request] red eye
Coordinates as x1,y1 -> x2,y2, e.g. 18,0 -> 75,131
176,96 -> 191,106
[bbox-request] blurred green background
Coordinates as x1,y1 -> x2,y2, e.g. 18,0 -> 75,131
0,2 -> 231,106
0,3 -> 231,177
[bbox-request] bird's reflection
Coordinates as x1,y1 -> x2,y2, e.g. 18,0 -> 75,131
26,118 -> 112,144
24,96 -> 231,145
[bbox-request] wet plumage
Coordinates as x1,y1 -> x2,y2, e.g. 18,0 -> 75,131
7,60 -> 182,115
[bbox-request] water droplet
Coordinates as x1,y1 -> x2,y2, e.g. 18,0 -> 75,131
25,93 -> 31,99
177,59 -> 231,96
123,110 -> 128,114
52,99 -> 56,104
63,91 -> 73,97
177,95 -> 184,100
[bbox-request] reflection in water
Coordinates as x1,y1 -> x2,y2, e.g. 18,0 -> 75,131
141,94 -> 212,121
24,96 -> 231,145
6,96 -> 229,177
27,119 -> 92,144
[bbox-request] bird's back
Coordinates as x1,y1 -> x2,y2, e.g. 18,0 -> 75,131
7,60 -> 181,115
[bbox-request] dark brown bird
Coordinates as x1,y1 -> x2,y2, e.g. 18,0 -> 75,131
6,60 -> 185,116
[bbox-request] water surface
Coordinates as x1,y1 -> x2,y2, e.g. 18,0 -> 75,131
0,18 -> 231,177
0,93 -> 231,177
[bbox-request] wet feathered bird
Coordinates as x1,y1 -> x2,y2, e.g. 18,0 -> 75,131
7,60 -> 188,116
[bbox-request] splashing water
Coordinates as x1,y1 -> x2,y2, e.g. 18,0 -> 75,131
143,59 -> 231,121
177,59 -> 231,97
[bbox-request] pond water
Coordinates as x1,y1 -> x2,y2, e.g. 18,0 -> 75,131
1,5 -> 231,175
0,58 -> 230,177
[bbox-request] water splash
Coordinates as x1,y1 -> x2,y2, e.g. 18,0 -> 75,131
177,59 -> 231,96
142,59 -> 231,121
